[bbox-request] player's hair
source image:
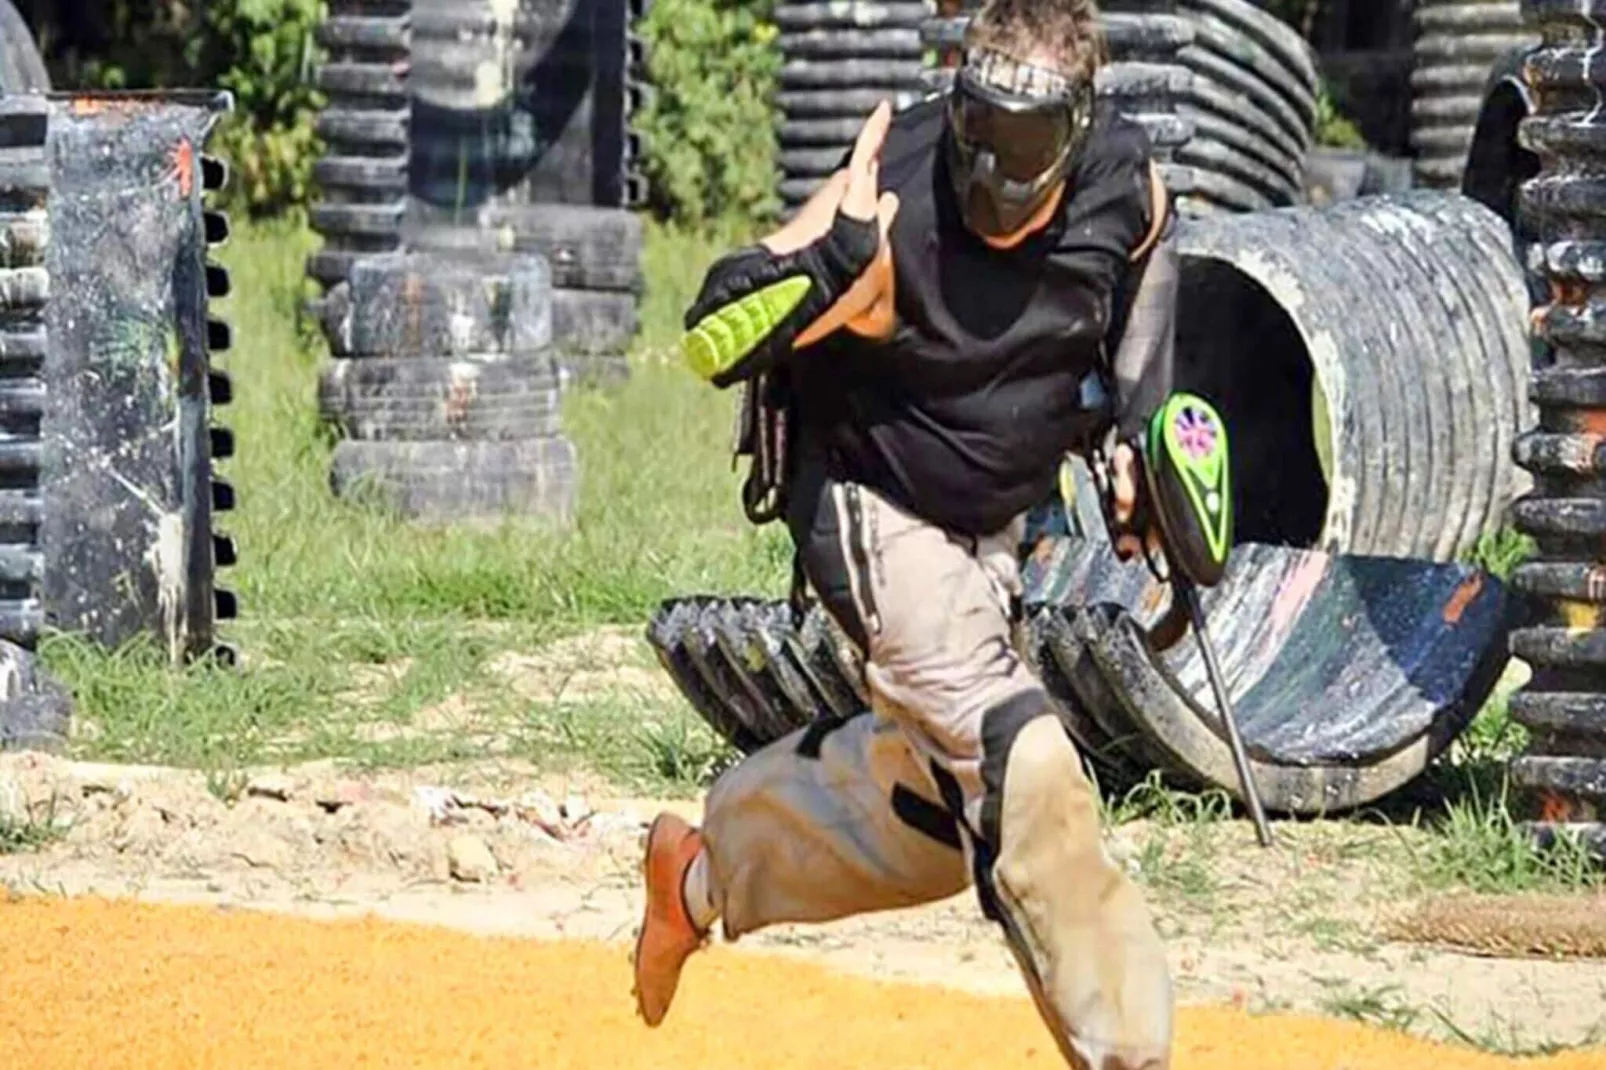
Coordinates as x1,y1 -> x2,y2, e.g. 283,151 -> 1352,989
963,0 -> 1108,83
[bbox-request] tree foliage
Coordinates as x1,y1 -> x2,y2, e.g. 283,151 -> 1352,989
634,0 -> 781,228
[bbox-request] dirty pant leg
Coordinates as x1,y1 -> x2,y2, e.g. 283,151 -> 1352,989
783,475 -> 1174,1070
700,710 -> 971,938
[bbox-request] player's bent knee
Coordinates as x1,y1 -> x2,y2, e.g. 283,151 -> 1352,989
970,700 -> 1174,1070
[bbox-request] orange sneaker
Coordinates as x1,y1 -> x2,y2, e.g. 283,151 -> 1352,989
632,811 -> 708,1026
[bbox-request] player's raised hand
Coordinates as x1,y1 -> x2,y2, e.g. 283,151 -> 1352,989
764,100 -> 899,255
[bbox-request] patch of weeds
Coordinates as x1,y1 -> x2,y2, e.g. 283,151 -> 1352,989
1429,1003 -> 1606,1057
0,793 -> 65,855
1399,773 -> 1605,895
1310,977 -> 1423,1033
1463,527 -> 1536,581
1107,771 -> 1235,827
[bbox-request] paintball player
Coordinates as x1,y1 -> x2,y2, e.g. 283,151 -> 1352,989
632,0 -> 1179,1066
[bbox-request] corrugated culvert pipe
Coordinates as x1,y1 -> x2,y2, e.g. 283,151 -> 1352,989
647,190 -> 1534,815
1507,0 -> 1606,857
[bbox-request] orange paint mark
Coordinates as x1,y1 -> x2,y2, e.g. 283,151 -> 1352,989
170,138 -> 195,199
1442,573 -> 1484,625
1539,790 -> 1582,824
1268,551 -> 1326,635
1574,411 -> 1606,436
69,97 -> 103,115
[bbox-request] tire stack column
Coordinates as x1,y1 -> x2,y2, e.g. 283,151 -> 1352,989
1508,0 -> 1606,859
774,0 -> 933,212
307,0 -> 412,300
405,0 -> 644,386
319,254 -> 579,523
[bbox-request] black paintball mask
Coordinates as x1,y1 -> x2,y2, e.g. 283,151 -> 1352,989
944,47 -> 1096,242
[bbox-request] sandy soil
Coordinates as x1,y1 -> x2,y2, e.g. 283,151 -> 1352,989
2,749 -> 1603,1055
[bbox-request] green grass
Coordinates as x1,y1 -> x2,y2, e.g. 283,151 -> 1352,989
37,213 -> 777,788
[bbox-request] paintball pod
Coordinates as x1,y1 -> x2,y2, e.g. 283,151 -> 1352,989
1084,392 -> 1274,847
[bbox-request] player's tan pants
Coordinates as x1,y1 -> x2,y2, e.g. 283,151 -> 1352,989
696,469 -> 1175,1070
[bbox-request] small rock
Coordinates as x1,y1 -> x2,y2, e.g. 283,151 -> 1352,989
246,774 -> 294,802
446,834 -> 498,883
561,794 -> 591,824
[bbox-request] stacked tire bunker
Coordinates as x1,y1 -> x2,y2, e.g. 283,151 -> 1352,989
307,0 -> 412,297
1507,0 -> 1606,856
774,0 -> 933,211
402,0 -> 645,384
42,91 -> 239,668
919,0 -> 1318,216
648,191 -> 1534,815
1409,0 -> 1537,190
318,253 -> 579,522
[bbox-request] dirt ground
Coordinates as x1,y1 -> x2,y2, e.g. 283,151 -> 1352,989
1,627 -> 1603,1056
2,744 -> 1604,1056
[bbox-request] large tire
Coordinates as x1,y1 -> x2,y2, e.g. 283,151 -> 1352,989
331,437 -> 579,520
318,356 -> 564,442
0,0 -> 49,93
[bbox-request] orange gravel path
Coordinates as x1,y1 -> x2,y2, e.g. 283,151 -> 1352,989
0,896 -> 1602,1069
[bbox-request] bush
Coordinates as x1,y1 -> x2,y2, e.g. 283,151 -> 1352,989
634,0 -> 782,228
21,0 -> 324,218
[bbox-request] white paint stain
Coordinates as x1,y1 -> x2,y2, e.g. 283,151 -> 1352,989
146,510 -> 187,665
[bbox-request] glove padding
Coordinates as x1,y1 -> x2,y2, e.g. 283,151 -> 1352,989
680,208 -> 881,389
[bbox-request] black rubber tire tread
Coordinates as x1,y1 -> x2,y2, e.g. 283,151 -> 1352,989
778,28 -> 924,59
317,356 -> 563,443
484,204 -> 645,293
1177,136 -> 1299,205
1171,161 -> 1275,212
1175,0 -> 1318,89
316,109 -> 409,151
1414,2 -> 1528,33
315,154 -> 409,193
1178,76 -> 1307,168
552,289 -> 638,355
1097,61 -> 1194,108
1411,92 -> 1486,128
780,146 -> 855,178
314,61 -> 408,100
310,202 -> 405,239
330,437 -> 579,520
1411,62 -> 1510,94
0,0 -> 51,93
779,118 -> 863,147
1183,107 -> 1303,191
774,2 -> 931,30
305,248 -> 402,290
646,600 -> 767,755
1155,162 -> 1200,196
774,86 -> 933,117
317,14 -> 409,54
1185,16 -> 1316,128
779,58 -> 927,89
1411,125 -> 1477,156
1178,44 -> 1313,154
1415,32 -> 1540,65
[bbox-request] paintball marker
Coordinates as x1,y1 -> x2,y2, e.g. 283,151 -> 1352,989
1085,392 -> 1274,848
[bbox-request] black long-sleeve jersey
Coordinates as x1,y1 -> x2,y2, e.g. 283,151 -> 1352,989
784,94 -> 1177,538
